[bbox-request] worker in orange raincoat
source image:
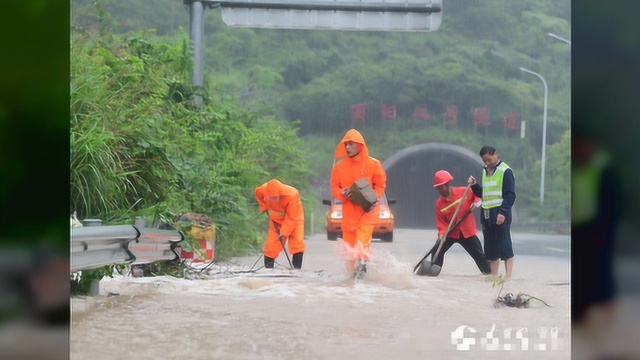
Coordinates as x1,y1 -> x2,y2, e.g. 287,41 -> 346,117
254,179 -> 305,269
330,129 -> 387,276
431,170 -> 490,275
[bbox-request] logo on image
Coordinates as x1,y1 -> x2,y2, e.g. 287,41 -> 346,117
451,324 -> 561,351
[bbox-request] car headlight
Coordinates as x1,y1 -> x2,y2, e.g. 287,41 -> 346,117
379,210 -> 391,219
330,211 -> 343,219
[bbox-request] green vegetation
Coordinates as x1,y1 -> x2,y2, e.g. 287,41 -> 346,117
70,0 -> 571,269
71,27 -> 312,260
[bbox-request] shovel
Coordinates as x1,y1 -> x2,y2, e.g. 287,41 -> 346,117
271,218 -> 294,270
414,210 -> 472,276
414,184 -> 472,276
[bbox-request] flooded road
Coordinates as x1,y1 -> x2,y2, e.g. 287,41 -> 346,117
71,229 -> 571,359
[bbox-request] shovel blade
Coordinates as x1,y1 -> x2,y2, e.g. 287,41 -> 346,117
415,259 -> 441,277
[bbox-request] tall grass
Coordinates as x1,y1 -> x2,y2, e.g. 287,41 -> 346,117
70,29 -> 313,259
70,119 -> 143,219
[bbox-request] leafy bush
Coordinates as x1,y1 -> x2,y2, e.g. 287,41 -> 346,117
71,27 -> 311,259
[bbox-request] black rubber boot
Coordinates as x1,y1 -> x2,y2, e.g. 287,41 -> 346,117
292,252 -> 304,269
354,259 -> 367,280
264,256 -> 275,269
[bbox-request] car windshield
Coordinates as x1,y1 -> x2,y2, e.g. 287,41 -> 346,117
334,194 -> 387,205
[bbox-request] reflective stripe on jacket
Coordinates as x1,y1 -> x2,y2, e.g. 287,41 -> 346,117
435,186 -> 481,239
481,162 -> 511,209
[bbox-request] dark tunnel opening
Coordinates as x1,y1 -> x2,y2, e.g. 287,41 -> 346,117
383,143 -> 485,230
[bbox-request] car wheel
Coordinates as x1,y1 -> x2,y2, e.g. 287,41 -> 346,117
327,231 -> 338,241
381,232 -> 393,242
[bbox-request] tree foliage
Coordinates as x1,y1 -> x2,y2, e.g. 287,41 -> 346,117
520,129 -> 571,221
71,0 -> 570,235
71,0 -> 570,142
71,26 -> 311,258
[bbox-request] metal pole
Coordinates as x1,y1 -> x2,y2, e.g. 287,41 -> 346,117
188,0 -> 205,107
217,0 -> 441,13
519,67 -> 548,205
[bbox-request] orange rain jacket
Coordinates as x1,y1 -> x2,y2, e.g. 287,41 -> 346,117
435,186 -> 481,239
330,129 -> 387,233
254,179 -> 305,258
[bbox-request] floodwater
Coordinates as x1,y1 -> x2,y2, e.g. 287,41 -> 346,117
71,229 -> 572,359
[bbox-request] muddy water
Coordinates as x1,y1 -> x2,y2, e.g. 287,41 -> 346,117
71,230 -> 571,359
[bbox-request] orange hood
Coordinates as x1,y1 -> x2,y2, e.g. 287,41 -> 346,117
264,179 -> 286,198
334,129 -> 370,159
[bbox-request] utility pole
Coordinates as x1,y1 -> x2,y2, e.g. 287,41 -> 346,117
186,0 -> 207,107
520,67 -> 548,205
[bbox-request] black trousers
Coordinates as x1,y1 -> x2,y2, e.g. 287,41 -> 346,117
429,234 -> 491,274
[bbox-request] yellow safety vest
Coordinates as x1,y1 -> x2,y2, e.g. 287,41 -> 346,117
572,152 -> 608,223
481,162 -> 511,209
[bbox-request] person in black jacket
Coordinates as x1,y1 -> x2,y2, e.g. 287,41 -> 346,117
469,145 -> 516,281
572,131 -> 621,327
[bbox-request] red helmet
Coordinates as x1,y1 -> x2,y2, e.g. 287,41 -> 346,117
433,170 -> 453,187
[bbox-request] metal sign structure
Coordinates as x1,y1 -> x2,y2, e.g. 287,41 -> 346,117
217,0 -> 442,32
184,0 -> 442,106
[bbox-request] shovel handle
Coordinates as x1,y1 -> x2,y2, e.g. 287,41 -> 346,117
412,208 -> 473,273
443,184 -> 472,236
270,217 -> 294,270
432,184 -> 472,260
413,183 -> 472,274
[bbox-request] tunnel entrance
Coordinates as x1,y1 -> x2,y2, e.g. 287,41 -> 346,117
383,143 -> 485,229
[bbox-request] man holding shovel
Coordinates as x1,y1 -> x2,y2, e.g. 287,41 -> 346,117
254,179 -> 305,269
429,170 -> 490,275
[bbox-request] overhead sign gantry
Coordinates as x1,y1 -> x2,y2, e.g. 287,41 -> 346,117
183,0 -> 442,105
217,0 -> 442,31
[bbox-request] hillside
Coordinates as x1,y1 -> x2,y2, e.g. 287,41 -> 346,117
70,0 -> 571,242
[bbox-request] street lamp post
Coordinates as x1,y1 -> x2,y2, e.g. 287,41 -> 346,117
547,32 -> 571,45
519,67 -> 548,205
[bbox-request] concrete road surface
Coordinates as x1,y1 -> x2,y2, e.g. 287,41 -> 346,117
71,228 -> 574,360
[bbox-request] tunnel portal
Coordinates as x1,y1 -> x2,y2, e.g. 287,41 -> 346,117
383,143 -> 485,229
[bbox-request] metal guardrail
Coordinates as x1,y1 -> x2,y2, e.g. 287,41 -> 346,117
129,227 -> 185,265
71,225 -> 184,272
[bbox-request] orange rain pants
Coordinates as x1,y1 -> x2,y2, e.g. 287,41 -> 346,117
263,220 -> 305,259
341,225 -> 375,261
